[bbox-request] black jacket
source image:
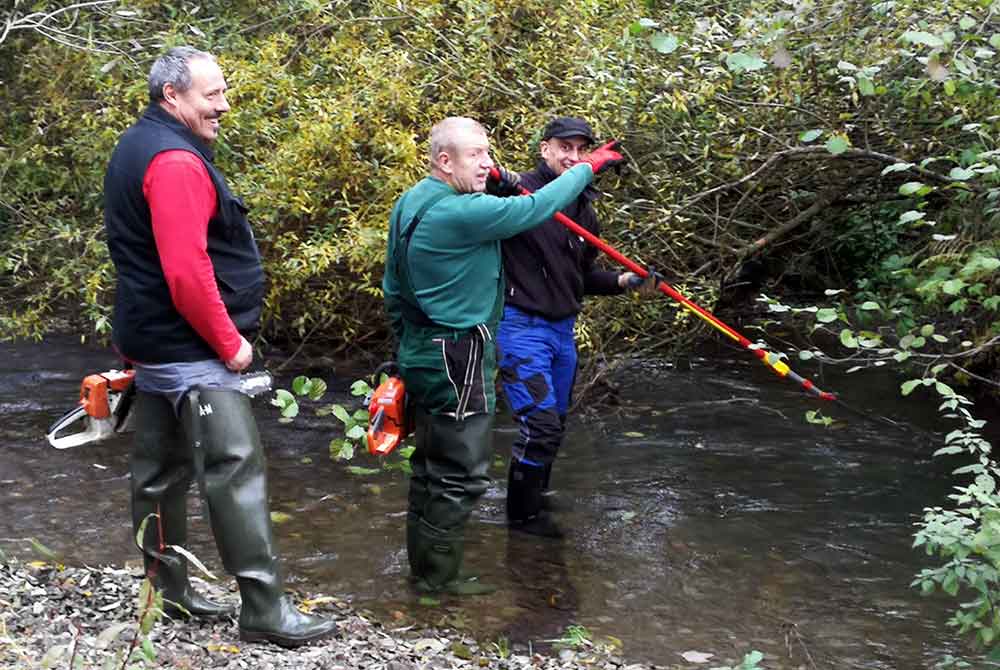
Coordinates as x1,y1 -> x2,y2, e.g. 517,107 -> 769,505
501,161 -> 622,320
104,104 -> 264,363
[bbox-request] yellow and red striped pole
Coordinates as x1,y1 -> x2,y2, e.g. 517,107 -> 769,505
494,168 -> 836,401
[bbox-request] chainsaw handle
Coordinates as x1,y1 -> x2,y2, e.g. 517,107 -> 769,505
372,361 -> 401,387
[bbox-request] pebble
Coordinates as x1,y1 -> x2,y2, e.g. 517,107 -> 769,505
0,558 -> 655,670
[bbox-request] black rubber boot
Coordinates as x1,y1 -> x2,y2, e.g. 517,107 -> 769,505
540,415 -> 567,511
130,392 -> 234,618
183,388 -> 337,647
539,462 -> 561,512
411,520 -> 495,596
507,460 -> 563,539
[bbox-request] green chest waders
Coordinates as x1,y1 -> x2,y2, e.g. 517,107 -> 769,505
130,391 -> 235,618
179,387 -> 339,645
391,195 -> 499,595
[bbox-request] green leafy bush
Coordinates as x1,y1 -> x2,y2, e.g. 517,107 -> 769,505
5,1 -> 996,362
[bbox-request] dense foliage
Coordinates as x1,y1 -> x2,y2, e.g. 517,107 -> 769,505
3,1 -> 996,362
2,0 -> 999,659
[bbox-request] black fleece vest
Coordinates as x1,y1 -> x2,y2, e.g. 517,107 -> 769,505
104,104 -> 264,363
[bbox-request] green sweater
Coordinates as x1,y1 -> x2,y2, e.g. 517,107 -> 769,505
383,163 -> 593,335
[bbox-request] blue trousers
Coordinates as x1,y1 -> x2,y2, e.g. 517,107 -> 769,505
496,305 -> 577,466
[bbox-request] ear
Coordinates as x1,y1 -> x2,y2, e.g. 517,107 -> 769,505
539,139 -> 551,160
161,82 -> 179,107
436,150 -> 454,175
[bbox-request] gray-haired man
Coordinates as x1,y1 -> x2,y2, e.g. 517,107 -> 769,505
104,46 -> 337,646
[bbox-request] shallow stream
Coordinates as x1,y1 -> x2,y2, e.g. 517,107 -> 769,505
1,337 -> 992,668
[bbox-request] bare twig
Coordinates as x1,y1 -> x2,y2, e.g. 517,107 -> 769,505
784,622 -> 820,670
1,0 -> 143,65
948,361 -> 1000,389
1,0 -> 116,46
273,317 -> 332,372
716,93 -> 828,124
683,146 -> 980,210
282,13 -> 410,65
736,184 -> 849,258
659,397 -> 788,420
67,623 -> 81,670
16,0 -> 116,25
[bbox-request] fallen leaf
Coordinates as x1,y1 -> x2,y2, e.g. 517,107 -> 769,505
95,622 -> 134,649
413,637 -> 445,653
295,595 -> 334,614
680,650 -> 714,663
166,544 -> 216,580
451,641 -> 473,659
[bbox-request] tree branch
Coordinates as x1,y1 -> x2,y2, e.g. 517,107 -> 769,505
683,146 -> 980,210
1,0 -> 119,48
736,183 -> 852,259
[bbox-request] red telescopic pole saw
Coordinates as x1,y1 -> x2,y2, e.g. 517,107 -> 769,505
491,167 -> 836,402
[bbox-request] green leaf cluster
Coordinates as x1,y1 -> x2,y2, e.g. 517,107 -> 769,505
2,0 -> 996,361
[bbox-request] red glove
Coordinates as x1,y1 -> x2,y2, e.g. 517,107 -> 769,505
582,140 -> 624,175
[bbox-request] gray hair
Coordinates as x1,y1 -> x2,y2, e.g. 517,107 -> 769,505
148,46 -> 216,103
429,117 -> 487,169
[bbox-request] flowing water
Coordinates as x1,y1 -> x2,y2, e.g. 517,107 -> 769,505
1,336 -> 994,668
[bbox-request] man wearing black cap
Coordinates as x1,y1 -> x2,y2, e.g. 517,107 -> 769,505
498,117 -> 648,537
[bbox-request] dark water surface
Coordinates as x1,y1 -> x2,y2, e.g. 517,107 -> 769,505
1,337 -> 992,668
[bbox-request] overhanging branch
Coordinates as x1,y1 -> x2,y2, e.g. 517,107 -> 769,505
682,146 -> 980,211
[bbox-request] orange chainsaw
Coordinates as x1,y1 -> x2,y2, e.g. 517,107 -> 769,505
46,369 -> 273,449
46,369 -> 136,449
366,362 -> 411,456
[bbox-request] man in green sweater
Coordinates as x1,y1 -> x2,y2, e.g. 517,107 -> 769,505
383,116 -> 622,594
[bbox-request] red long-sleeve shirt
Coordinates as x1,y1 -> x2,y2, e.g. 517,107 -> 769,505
142,150 -> 242,361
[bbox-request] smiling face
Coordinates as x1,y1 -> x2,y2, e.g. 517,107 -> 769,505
436,126 -> 495,193
540,135 -> 591,176
162,57 -> 230,144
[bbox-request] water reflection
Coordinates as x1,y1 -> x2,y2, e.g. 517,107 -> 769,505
0,338 -> 985,668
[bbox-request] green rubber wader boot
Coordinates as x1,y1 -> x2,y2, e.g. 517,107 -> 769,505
183,388 -> 338,647
411,520 -> 495,596
406,511 -> 421,577
130,392 -> 234,618
407,410 -> 496,595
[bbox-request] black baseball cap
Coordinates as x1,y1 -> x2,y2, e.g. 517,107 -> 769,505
541,117 -> 595,144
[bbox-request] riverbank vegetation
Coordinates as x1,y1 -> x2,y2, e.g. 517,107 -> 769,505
2,0 -> 999,662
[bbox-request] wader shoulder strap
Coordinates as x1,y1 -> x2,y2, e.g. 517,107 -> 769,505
392,191 -> 451,327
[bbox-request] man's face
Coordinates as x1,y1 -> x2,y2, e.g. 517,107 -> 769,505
166,57 -> 230,144
540,135 -> 591,176
441,129 -> 494,193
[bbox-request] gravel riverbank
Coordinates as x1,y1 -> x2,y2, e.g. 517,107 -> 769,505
0,557 -> 666,670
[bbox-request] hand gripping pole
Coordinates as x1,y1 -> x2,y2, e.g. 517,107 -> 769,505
491,167 -> 836,401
